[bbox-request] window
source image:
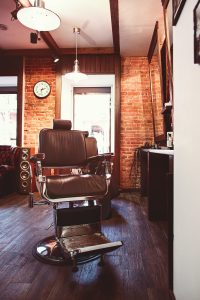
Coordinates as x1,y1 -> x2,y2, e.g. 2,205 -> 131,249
0,93 -> 17,146
74,88 -> 112,153
0,76 -> 18,146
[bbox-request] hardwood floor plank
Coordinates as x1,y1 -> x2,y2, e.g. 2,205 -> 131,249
0,282 -> 31,300
0,192 -> 175,300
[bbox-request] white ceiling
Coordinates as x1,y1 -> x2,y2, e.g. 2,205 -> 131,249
119,0 -> 163,56
0,0 -> 164,56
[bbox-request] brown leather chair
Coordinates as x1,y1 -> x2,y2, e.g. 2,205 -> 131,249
83,132 -> 114,219
30,120 -> 122,271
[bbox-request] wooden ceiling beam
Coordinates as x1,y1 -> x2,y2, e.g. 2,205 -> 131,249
109,0 -> 120,54
60,47 -> 114,55
2,47 -> 114,57
1,49 -> 53,57
40,32 -> 60,54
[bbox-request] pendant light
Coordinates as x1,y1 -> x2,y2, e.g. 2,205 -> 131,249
65,27 -> 88,83
17,0 -> 60,32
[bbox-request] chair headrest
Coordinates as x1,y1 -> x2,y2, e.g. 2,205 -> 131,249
53,119 -> 72,130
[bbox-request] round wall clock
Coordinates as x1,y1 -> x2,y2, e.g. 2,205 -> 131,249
33,81 -> 51,98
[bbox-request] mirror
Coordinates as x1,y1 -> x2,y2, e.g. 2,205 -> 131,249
163,0 -> 173,89
162,0 -> 174,130
148,22 -> 165,142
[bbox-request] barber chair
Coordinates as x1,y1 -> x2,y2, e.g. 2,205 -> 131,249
30,120 -> 122,271
82,131 -> 114,219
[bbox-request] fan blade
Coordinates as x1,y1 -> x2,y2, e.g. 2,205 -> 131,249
81,30 -> 97,46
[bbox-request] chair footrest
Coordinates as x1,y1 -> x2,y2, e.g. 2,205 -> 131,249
59,233 -> 122,257
77,241 -> 123,253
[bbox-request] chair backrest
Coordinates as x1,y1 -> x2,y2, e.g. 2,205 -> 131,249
85,136 -> 98,158
39,120 -> 87,167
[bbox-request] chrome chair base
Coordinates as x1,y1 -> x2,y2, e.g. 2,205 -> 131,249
32,236 -> 100,266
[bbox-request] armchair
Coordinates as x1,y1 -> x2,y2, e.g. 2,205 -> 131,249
30,120 -> 122,271
0,145 -> 24,197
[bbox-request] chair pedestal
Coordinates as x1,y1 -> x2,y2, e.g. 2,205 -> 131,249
32,235 -> 100,266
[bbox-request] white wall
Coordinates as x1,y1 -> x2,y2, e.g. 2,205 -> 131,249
174,1 -> 200,299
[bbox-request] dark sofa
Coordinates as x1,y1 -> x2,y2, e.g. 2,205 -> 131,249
0,145 -> 21,197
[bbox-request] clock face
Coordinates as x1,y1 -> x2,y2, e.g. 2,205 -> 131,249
33,81 -> 51,98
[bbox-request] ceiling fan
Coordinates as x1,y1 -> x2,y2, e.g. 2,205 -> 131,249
80,21 -> 97,46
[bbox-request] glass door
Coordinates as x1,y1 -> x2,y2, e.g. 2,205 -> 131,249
73,87 -> 112,154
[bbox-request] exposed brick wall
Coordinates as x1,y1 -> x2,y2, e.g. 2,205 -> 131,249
120,57 -> 154,189
23,56 -> 154,189
24,57 -> 56,151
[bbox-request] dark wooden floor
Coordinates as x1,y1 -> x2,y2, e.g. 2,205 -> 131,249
0,192 -> 175,300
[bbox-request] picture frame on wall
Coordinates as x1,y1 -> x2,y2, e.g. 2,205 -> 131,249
173,0 -> 187,25
194,0 -> 200,64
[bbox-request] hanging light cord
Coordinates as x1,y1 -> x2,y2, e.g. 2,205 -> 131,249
65,27 -> 87,81
75,29 -> 78,62
73,27 -> 80,63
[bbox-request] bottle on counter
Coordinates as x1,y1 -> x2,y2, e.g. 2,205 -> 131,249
167,132 -> 173,149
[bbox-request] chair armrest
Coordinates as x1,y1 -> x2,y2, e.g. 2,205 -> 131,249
99,153 -> 113,160
86,152 -> 113,164
85,153 -> 113,176
86,155 -> 104,164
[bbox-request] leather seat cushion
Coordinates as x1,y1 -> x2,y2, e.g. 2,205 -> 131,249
46,174 -> 107,199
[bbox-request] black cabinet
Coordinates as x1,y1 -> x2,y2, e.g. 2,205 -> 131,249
140,149 -> 174,290
140,149 -> 173,221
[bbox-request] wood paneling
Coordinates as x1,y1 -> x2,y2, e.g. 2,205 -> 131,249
60,47 -> 114,55
57,54 -> 118,75
0,56 -> 23,76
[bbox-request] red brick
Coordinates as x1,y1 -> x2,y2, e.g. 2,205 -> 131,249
120,57 -> 154,189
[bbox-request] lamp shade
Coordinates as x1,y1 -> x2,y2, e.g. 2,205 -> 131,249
17,6 -> 60,31
65,28 -> 88,83
65,60 -> 88,83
